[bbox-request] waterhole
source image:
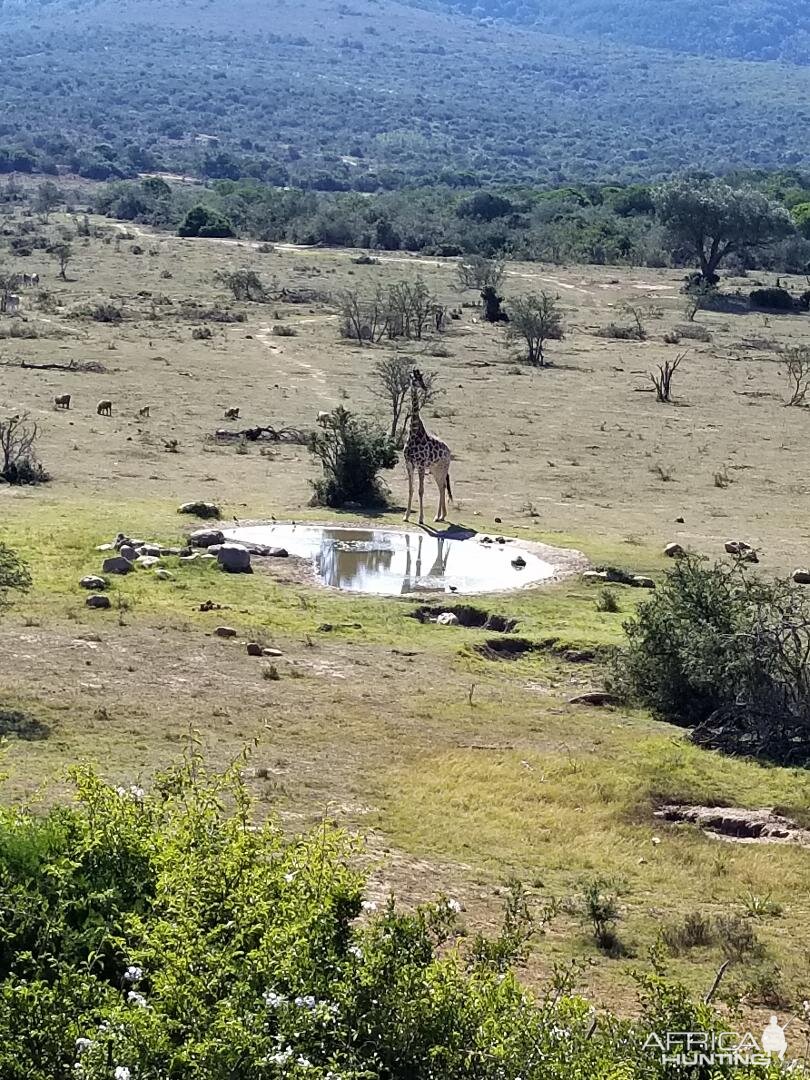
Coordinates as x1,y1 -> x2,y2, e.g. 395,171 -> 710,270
223,523 -> 573,596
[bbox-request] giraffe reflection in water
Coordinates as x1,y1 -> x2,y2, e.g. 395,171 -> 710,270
223,523 -> 558,595
399,533 -> 450,594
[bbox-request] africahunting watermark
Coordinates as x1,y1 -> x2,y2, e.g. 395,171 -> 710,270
643,1016 -> 801,1068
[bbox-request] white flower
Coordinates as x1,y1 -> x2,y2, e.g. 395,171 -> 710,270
116,786 -> 127,798
114,1068 -> 131,1080
360,900 -> 377,912
75,1038 -> 94,1053
127,990 -> 147,1007
550,1025 -> 571,1039
262,990 -> 287,1008
284,872 -> 295,883
347,944 -> 363,959
129,785 -> 145,801
297,1056 -> 312,1068
268,1047 -> 293,1065
294,994 -> 317,1010
446,898 -> 462,913
123,965 -> 142,983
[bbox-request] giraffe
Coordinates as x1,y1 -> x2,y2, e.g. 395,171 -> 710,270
403,367 -> 453,524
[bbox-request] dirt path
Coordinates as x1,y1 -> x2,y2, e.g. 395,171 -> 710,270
255,323 -> 332,401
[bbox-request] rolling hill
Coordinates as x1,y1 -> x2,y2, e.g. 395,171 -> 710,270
0,0 -> 809,187
408,0 -> 810,64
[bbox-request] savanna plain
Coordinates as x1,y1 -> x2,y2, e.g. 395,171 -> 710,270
3,192 -> 810,1018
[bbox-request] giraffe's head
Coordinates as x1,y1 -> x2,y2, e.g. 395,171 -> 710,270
410,367 -> 426,391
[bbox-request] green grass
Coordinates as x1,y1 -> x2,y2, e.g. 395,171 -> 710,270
1,498 -> 656,650
382,740 -> 810,887
380,739 -> 810,1004
8,496 -> 809,1012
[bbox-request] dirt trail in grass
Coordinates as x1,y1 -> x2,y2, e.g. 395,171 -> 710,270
255,321 -> 332,400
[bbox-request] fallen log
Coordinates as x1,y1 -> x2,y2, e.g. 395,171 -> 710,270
213,424 -> 310,445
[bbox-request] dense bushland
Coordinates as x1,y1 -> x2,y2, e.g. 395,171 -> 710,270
615,556 -> 810,764
410,0 -> 810,65
89,171 -> 810,273
0,756 -> 788,1079
3,0 -> 810,192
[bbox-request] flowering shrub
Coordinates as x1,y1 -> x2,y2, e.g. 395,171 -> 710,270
0,756 -> 789,1078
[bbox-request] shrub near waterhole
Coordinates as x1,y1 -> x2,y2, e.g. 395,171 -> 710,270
0,755 -> 786,1080
308,406 -> 397,507
613,555 -> 810,764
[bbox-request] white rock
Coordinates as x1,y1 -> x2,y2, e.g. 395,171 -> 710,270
189,528 -> 225,548
633,576 -> 656,589
436,612 -> 459,626
80,575 -> 107,590
217,543 -> 252,574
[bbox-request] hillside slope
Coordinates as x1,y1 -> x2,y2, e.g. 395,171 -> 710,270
1,0 -> 809,186
411,0 -> 810,63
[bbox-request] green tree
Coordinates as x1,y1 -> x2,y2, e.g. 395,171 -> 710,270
792,201 -> 810,239
178,205 -> 234,238
33,180 -> 62,220
308,406 -> 397,506
655,179 -> 793,282
47,241 -> 72,280
213,268 -> 265,301
0,267 -> 22,312
505,292 -> 564,366
141,175 -> 171,200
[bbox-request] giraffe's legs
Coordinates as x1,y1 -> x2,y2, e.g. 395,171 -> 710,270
417,468 -> 426,525
432,464 -> 448,522
403,463 -> 414,521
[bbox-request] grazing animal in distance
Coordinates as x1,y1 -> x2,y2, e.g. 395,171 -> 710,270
403,367 -> 453,525
54,393 -> 71,410
97,399 -> 112,416
138,405 -> 150,419
316,410 -> 330,425
224,407 -> 240,420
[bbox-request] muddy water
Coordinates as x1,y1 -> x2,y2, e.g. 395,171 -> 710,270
224,524 -> 558,596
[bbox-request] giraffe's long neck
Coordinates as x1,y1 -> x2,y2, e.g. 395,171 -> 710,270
408,385 -> 426,443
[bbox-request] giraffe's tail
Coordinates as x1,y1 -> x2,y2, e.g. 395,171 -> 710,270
446,472 -> 453,502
